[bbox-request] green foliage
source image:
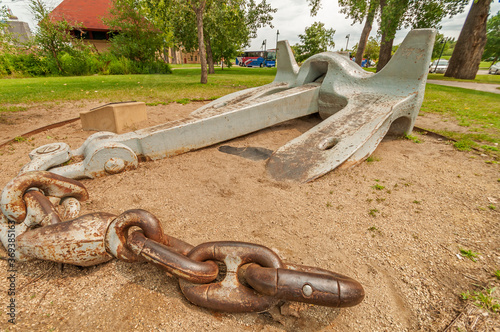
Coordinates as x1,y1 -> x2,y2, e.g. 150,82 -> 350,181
431,33 -> 454,60
105,0 -> 165,63
352,37 -> 380,60
28,0 -> 89,73
0,0 -> 171,78
483,11 -> 500,61
293,22 -> 335,62
364,37 -> 380,60
310,0 -> 467,68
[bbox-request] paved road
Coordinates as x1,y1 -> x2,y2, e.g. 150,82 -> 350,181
427,69 -> 500,94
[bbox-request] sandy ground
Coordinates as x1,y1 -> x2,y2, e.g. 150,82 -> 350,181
0,100 -> 499,331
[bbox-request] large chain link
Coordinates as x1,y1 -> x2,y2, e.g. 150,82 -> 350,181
0,171 -> 365,312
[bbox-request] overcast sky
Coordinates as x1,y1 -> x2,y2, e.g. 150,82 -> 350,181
3,0 -> 500,52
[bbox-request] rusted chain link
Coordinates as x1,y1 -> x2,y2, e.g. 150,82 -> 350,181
0,171 -> 365,312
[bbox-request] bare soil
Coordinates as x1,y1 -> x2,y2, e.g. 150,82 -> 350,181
0,101 -> 499,331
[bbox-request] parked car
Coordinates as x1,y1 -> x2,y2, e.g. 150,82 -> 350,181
488,62 -> 500,75
429,59 -> 449,73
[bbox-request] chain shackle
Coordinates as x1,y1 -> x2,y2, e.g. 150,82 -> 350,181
127,232 -> 219,283
23,191 -> 62,227
16,212 -> 116,266
0,171 -> 88,223
243,263 -> 365,308
179,241 -> 284,313
105,209 -> 167,262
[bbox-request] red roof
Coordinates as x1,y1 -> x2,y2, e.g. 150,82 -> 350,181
49,0 -> 113,31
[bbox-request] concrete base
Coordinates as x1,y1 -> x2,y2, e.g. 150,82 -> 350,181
80,102 -> 148,134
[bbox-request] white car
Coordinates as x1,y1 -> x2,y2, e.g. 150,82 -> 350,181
488,62 -> 500,75
429,59 -> 449,73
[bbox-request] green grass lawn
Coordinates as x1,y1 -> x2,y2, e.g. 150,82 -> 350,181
0,66 -> 276,105
427,73 -> 500,84
421,84 -> 500,155
170,64 -> 202,68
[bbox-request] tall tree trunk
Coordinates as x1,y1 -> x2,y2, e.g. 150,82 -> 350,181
206,37 -> 215,74
194,2 -> 207,84
444,0 -> 490,80
377,33 -> 393,71
355,0 -> 377,66
163,47 -> 169,63
376,0 -> 399,72
171,47 -> 178,64
50,45 -> 63,73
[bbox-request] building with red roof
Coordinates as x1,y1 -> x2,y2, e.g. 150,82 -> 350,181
49,0 -> 200,63
49,0 -> 113,52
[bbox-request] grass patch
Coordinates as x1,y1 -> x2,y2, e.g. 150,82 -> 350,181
366,156 -> 380,162
427,73 -> 500,84
453,139 -> 476,151
14,136 -> 26,143
0,67 -> 276,105
459,248 -> 480,262
421,84 -> 500,156
170,64 -> 202,68
372,184 -> 385,190
461,288 -> 499,313
404,134 -> 421,143
368,209 -> 379,217
482,145 -> 499,152
0,105 -> 27,113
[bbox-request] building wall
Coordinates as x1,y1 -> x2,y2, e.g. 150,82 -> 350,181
87,39 -> 111,53
182,50 -> 200,64
166,48 -> 201,65
6,20 -> 32,44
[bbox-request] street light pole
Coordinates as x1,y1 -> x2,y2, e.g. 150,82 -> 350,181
345,34 -> 350,51
433,37 -> 448,73
276,30 -> 280,51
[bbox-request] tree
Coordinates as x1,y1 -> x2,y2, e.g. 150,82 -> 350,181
147,0 -> 209,83
105,0 -> 165,63
204,0 -> 276,73
308,0 -> 468,71
145,0 -> 276,78
0,6 -> 15,49
29,0 -> 81,73
363,36 -> 380,60
351,36 -> 380,61
293,22 -> 335,63
445,0 -> 492,79
335,0 -> 379,66
482,10 -> 499,64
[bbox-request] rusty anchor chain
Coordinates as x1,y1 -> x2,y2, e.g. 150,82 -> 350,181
1,171 -> 365,312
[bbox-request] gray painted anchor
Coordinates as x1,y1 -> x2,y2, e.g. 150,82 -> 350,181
20,29 -> 436,182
